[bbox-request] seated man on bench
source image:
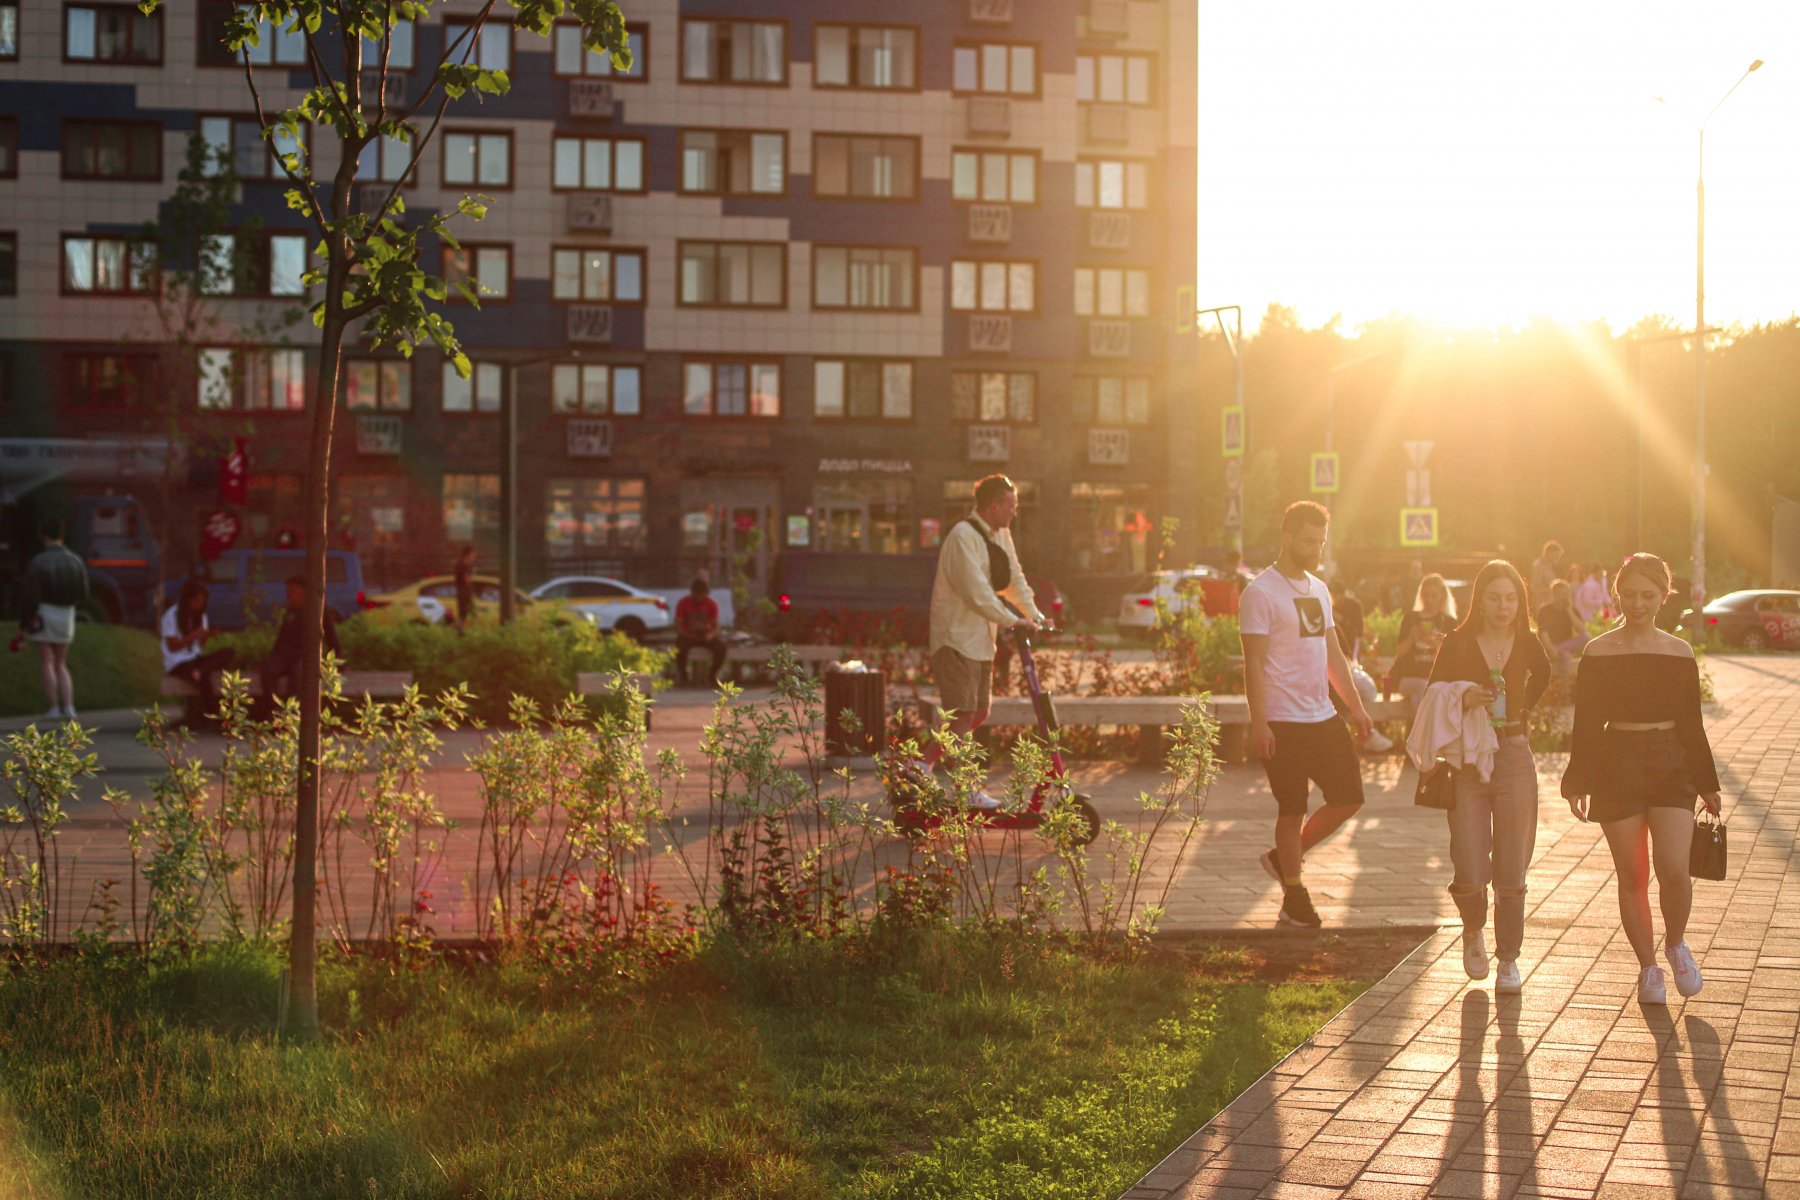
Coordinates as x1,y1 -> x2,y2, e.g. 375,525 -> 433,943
674,577 -> 726,688
262,574 -> 343,703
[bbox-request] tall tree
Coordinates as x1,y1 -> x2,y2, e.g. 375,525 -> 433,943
134,0 -> 630,1037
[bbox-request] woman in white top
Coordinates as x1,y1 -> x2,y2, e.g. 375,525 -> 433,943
162,578 -> 233,720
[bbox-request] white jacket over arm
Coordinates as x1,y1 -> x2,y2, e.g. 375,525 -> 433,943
1405,680 -> 1499,782
928,515 -> 1044,660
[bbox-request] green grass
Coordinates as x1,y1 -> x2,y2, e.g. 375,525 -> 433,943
0,936 -> 1377,1199
0,626 -> 163,718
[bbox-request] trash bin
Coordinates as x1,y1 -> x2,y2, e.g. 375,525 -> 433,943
824,665 -> 886,758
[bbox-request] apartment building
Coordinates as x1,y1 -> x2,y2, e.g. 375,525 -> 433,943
0,0 -> 1200,605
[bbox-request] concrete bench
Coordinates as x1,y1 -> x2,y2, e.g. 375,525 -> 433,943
722,643 -> 849,683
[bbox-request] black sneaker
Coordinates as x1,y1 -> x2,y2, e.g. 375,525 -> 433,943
1279,885 -> 1322,929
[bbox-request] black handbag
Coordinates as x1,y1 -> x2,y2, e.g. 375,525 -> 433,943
1415,759 -> 1456,811
1689,811 -> 1727,881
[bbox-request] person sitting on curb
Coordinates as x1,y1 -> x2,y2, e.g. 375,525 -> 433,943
262,574 -> 343,705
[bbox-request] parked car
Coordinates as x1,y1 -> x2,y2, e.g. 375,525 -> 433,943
530,576 -> 673,639
180,548 -> 369,631
766,552 -> 1060,645
643,584 -> 737,633
1115,567 -> 1233,638
1678,590 -> 1800,650
354,574 -> 553,628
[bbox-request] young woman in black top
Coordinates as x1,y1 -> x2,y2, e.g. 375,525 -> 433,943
1426,560 -> 1552,995
1562,553 -> 1721,1006
1395,573 -> 1457,724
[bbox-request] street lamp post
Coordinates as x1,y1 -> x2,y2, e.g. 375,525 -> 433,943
1197,304 -> 1243,549
499,350 -> 578,623
1692,58 -> 1762,606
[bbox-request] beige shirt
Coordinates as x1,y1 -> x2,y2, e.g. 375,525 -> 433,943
928,513 -> 1044,662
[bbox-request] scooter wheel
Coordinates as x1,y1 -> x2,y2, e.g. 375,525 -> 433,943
1071,796 -> 1101,847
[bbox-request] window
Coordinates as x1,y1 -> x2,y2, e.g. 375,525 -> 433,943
553,22 -> 644,79
1074,266 -> 1150,318
678,241 -> 785,308
551,246 -> 644,303
950,148 -> 1035,205
443,474 -> 499,546
62,235 -> 155,295
952,42 -> 1036,96
683,360 -> 780,417
814,24 -> 915,90
444,19 -> 510,72
680,129 -> 784,196
198,115 -> 304,180
813,246 -> 916,311
355,129 -> 415,183
545,478 -> 646,557
199,232 -> 308,297
345,359 -> 411,411
441,361 -> 504,413
949,259 -> 1035,313
65,2 -> 160,63
442,130 -> 511,188
1075,159 -> 1149,210
552,363 -> 641,416
813,135 -> 917,200
0,116 -> 16,177
197,347 -> 307,411
1076,52 -> 1153,106
681,18 -> 784,85
0,2 -> 15,61
951,370 -> 1035,423
551,135 -> 644,192
380,18 -> 414,70
814,360 -> 912,420
1074,376 -> 1152,426
62,120 -> 161,180
443,244 -> 511,301
0,233 -> 13,296
64,352 -> 160,407
198,2 -> 305,66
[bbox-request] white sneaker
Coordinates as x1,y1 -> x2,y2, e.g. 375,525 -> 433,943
1495,960 -> 1522,994
42,710 -> 62,723
1462,930 -> 1489,980
62,707 -> 77,723
1665,943 -> 1703,997
1638,965 -> 1668,1005
1360,729 -> 1395,753
968,789 -> 1004,811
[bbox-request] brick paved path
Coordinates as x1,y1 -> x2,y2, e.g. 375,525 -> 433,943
1126,655 -> 1800,1200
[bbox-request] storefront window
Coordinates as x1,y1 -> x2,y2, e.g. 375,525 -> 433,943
545,477 -> 647,559
813,478 -> 914,553
443,473 -> 500,551
1070,482 -> 1152,574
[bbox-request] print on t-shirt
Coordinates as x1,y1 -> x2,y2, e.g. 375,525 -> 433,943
1293,596 -> 1326,638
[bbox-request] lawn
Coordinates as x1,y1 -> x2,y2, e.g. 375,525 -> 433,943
0,931 -> 1420,1199
0,626 -> 163,719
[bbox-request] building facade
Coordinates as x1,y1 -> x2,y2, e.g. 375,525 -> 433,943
0,0 -> 1200,610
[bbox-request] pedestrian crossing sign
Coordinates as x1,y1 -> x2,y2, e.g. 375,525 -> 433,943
1310,452 -> 1340,494
1400,508 -> 1438,547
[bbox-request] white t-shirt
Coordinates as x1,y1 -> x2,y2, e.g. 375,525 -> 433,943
1239,567 -> 1336,723
161,606 -> 207,673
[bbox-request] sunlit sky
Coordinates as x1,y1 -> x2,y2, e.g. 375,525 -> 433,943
1196,1 -> 1800,334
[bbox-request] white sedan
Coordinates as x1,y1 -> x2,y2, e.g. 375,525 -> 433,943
529,576 -> 673,639
1115,567 -> 1233,638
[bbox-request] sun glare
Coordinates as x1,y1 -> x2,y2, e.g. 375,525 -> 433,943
1198,1 -> 1800,333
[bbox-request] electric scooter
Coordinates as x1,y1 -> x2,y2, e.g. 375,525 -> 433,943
890,627 -> 1102,847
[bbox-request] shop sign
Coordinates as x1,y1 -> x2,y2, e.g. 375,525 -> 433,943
567,305 -> 613,345
1088,428 -> 1130,466
969,205 -> 1011,243
567,419 -> 614,458
818,458 -> 913,474
968,314 -> 1011,353
967,425 -> 1010,462
355,415 -> 403,456
1088,320 -> 1131,358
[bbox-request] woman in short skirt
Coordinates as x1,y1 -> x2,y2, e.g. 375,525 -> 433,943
1561,553 -> 1721,1005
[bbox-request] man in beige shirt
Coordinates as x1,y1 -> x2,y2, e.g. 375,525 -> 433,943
918,474 -> 1049,808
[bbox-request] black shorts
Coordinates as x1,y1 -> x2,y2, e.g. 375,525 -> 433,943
1261,718 -> 1365,816
1590,727 -> 1696,824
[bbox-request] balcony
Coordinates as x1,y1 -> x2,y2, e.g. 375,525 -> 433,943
967,425 -> 1011,463
566,193 -> 613,234
1087,320 -> 1131,358
567,419 -> 614,459
1087,211 -> 1131,249
968,204 -> 1011,243
968,314 -> 1012,353
566,79 -> 615,121
566,306 -> 614,346
965,96 -> 1012,138
1088,428 -> 1131,466
969,0 -> 1012,23
355,414 -> 403,457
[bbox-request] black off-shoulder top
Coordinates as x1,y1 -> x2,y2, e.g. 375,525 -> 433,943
1560,654 -> 1720,799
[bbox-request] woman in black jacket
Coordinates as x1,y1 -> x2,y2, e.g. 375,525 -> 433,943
1427,559 -> 1552,995
1561,553 -> 1721,1006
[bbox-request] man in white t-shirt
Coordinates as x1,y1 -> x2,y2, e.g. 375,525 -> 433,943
1239,501 -> 1373,928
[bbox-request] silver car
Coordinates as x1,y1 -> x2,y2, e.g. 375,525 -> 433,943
529,576 -> 674,640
